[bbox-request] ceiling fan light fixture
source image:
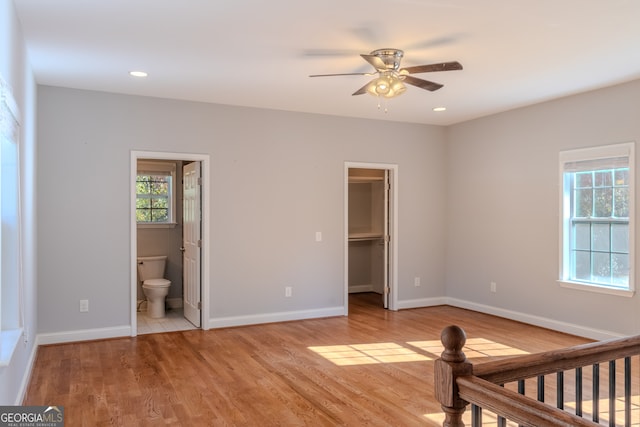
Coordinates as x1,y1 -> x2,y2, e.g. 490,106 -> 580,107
366,74 -> 406,99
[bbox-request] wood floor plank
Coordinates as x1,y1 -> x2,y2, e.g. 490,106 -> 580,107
25,294 -> 599,426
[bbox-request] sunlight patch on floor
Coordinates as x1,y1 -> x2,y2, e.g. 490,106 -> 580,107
407,337 -> 529,359
309,337 -> 529,366
308,342 -> 432,366
564,396 -> 640,425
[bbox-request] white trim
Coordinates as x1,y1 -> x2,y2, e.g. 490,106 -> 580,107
443,298 -> 623,341
559,280 -> 635,297
0,328 -> 22,367
13,334 -> 39,405
130,150 -> 211,336
558,142 -> 636,294
344,162 -> 399,315
36,326 -> 132,345
396,297 -> 448,310
208,306 -> 344,329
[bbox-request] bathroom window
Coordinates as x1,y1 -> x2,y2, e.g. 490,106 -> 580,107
136,161 -> 176,226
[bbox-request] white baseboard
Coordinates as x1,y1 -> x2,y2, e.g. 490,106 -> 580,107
208,306 -> 345,329
443,297 -> 623,341
397,297 -> 448,310
167,298 -> 183,309
16,340 -> 39,405
348,285 -> 374,293
36,325 -> 132,345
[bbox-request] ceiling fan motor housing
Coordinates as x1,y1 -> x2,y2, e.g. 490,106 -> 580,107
370,49 -> 404,71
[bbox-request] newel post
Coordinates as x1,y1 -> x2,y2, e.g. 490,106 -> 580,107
434,325 -> 473,427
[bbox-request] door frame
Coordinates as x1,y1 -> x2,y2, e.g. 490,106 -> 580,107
130,150 -> 211,335
344,161 -> 398,314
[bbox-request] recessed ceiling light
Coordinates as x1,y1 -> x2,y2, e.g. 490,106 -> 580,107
433,107 -> 447,112
129,71 -> 148,78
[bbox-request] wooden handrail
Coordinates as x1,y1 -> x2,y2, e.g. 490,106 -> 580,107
456,376 -> 594,427
434,325 -> 640,426
473,334 -> 640,384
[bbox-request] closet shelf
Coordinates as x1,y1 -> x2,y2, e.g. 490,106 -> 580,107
348,233 -> 385,241
348,176 -> 384,183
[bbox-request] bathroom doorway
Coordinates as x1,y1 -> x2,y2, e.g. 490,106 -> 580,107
130,151 -> 211,336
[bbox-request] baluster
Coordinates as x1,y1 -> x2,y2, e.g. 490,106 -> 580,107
593,363 -> 599,423
435,326 -> 472,427
471,404 -> 482,427
517,379 -> 525,427
557,371 -> 564,409
497,385 -> 506,427
537,375 -> 545,402
576,367 -> 583,416
609,360 -> 616,427
625,357 -> 631,427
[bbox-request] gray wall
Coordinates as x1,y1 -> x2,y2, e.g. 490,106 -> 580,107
36,86 -> 448,333
446,79 -> 640,337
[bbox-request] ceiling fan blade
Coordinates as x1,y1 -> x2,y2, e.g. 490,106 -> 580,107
360,54 -> 387,71
309,72 -> 373,77
402,75 -> 443,91
352,81 -> 372,96
400,61 -> 463,74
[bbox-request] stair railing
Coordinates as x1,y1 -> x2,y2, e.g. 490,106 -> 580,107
434,325 -> 640,426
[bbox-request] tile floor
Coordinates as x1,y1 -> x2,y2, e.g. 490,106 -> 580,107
136,307 -> 197,335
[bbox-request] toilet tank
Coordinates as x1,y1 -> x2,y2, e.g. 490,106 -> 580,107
137,255 -> 167,281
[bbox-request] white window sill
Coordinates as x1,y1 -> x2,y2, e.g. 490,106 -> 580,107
0,328 -> 23,367
137,222 -> 177,229
559,280 -> 635,297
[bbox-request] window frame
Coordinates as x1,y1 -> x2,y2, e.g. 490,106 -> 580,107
0,74 -> 23,366
136,161 -> 177,228
559,142 -> 635,296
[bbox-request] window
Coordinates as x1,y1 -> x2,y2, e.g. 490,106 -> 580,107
136,161 -> 176,226
559,143 -> 635,294
1,75 -> 23,364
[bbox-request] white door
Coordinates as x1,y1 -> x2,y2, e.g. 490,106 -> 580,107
183,162 -> 201,327
383,170 -> 390,309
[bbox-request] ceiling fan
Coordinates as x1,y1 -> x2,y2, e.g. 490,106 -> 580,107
309,48 -> 462,99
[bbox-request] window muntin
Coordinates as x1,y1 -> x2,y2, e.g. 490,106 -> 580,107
560,143 -> 635,293
136,174 -> 171,223
136,161 -> 176,225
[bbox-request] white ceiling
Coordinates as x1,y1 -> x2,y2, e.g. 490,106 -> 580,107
13,0 -> 640,126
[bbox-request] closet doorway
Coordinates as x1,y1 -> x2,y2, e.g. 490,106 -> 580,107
344,162 -> 398,313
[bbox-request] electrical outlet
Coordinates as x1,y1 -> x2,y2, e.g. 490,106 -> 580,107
285,287 -> 292,297
315,231 -> 322,242
414,277 -> 421,287
79,299 -> 89,312
490,282 -> 497,293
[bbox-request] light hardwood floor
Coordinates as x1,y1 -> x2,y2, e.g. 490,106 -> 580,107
25,294 -> 594,426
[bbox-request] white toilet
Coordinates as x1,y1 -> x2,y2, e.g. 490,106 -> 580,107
137,255 -> 171,318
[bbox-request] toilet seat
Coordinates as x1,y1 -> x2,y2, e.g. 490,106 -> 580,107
143,278 -> 171,288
